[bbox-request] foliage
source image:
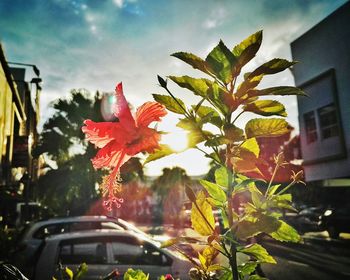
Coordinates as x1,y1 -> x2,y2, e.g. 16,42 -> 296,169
150,30 -> 306,280
54,262 -> 88,280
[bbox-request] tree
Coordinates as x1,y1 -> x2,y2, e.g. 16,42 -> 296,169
151,167 -> 192,225
34,89 -> 107,215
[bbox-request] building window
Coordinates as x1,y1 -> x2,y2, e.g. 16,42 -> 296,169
304,111 -> 317,144
318,103 -> 339,139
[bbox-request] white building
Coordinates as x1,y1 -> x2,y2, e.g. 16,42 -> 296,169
291,2 -> 350,187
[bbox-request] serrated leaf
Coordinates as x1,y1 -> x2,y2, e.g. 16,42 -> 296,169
239,243 -> 276,264
206,40 -> 237,84
248,86 -> 307,97
169,76 -> 211,98
215,166 -> 231,189
152,94 -> 185,114
245,118 -> 291,138
248,58 -> 296,78
144,144 -> 174,164
232,30 -> 263,77
200,180 -> 226,203
223,124 -> 245,142
191,191 -> 215,236
236,74 -> 264,99
244,100 -> 287,117
171,52 -> 210,74
231,147 -> 263,175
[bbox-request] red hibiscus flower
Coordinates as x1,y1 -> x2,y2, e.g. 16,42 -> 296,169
82,83 -> 167,210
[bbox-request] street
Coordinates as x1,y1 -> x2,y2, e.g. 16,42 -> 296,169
261,234 -> 350,280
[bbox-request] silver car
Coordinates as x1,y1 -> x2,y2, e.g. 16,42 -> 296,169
34,229 -> 192,280
12,216 -> 154,278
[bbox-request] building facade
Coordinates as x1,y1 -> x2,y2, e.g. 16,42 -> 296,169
291,2 -> 350,187
0,43 -> 41,225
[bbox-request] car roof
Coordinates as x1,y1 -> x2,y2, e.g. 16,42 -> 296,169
29,215 -> 121,227
44,229 -> 159,247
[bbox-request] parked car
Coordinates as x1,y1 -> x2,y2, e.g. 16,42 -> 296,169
284,206 -> 324,234
320,206 -> 350,239
34,229 -> 193,280
11,216 -> 154,278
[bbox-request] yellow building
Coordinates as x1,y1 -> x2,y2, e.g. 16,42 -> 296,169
0,43 -> 27,187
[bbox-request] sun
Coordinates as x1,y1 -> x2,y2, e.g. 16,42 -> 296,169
161,130 -> 188,152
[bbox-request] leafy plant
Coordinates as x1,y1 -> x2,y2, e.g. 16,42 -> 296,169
148,30 -> 306,280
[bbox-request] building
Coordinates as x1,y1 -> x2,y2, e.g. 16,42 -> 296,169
291,2 -> 350,194
0,43 -> 42,225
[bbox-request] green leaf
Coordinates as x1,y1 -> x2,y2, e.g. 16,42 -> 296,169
65,267 -> 74,280
200,179 -> 226,203
207,82 -> 230,114
215,166 -> 231,189
270,220 -> 301,243
205,135 -> 231,147
248,86 -> 307,97
245,118 -> 291,138
176,118 -> 198,131
238,262 -> 258,276
244,100 -> 287,117
267,184 -> 281,197
188,130 -> 212,148
205,40 -> 237,84
171,52 -> 210,74
169,76 -> 211,98
144,144 -> 174,164
74,263 -> 88,280
239,243 -> 276,264
191,191 -> 215,235
232,30 -> 263,75
248,58 -> 296,78
160,236 -> 201,248
152,94 -> 185,114
193,105 -> 222,128
124,268 -> 149,280
207,264 -> 224,272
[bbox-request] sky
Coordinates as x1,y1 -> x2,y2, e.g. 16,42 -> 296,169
0,0 -> 348,176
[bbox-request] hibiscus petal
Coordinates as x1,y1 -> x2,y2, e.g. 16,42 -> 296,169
114,82 -> 135,127
91,142 -> 122,169
135,101 -> 167,127
82,119 -> 115,148
125,127 -> 161,155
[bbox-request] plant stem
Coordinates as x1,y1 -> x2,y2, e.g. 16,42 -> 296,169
265,162 -> 279,197
225,145 -> 239,280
